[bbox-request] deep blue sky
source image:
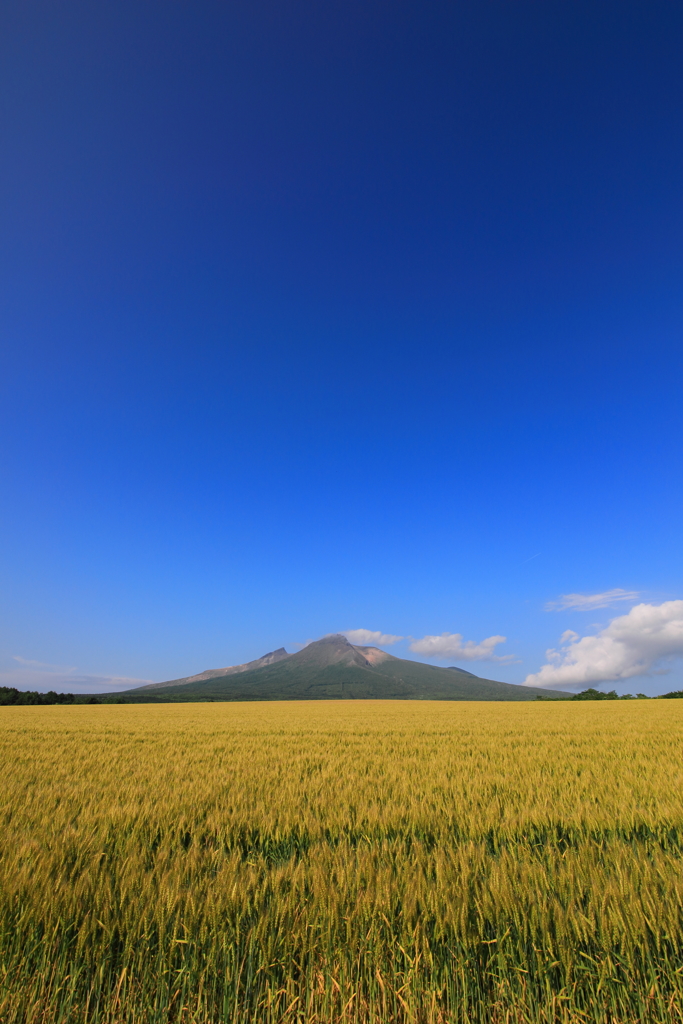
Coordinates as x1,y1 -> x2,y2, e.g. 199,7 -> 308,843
1,0 -> 682,694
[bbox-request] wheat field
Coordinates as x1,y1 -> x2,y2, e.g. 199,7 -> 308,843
0,700 -> 682,1023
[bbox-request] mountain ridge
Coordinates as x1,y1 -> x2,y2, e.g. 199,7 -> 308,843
138,647 -> 291,689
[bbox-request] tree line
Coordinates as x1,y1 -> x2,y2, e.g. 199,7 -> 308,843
0,687 -> 127,706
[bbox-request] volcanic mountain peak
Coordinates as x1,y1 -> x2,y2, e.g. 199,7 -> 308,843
290,634 -> 401,670
292,633 -> 374,669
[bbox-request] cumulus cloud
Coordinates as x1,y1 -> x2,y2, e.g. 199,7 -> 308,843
525,600 -> 683,689
545,589 -> 640,612
343,629 -> 403,646
409,632 -> 511,662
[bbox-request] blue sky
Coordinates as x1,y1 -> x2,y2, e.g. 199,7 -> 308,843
1,0 -> 682,695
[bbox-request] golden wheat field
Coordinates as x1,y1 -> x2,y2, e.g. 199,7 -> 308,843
1,700 -> 682,1024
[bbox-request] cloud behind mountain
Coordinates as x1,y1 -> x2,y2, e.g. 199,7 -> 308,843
342,629 -> 403,646
409,632 -> 512,662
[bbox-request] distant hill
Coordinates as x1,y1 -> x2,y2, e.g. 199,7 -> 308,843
119,634 -> 564,702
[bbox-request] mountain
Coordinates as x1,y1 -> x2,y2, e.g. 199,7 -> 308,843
119,634 -> 564,702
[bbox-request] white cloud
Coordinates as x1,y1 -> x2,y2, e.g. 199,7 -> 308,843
545,589 -> 640,612
343,629 -> 403,647
409,632 -> 511,662
525,600 -> 683,689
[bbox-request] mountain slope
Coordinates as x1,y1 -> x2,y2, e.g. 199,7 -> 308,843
138,648 -> 291,690
120,634 -> 563,702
